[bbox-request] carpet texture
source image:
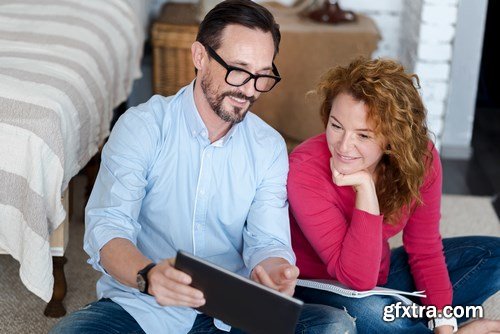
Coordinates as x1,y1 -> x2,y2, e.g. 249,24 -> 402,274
0,177 -> 498,333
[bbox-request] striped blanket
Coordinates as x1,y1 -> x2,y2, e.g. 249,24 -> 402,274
0,0 -> 146,302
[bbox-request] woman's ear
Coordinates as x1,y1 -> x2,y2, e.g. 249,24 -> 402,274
191,41 -> 206,71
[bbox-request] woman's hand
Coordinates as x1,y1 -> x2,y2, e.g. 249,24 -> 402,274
330,157 -> 380,215
147,257 -> 206,308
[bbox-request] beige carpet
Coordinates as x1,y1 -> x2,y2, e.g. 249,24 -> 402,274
389,195 -> 500,246
0,178 -> 499,333
389,195 -> 500,321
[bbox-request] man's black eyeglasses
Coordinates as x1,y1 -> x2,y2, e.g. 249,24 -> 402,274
204,45 -> 281,93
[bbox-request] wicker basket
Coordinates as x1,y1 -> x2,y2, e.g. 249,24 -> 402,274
151,4 -> 199,97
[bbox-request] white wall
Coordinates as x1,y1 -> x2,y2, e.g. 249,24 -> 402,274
441,0 -> 488,158
343,0 -> 403,59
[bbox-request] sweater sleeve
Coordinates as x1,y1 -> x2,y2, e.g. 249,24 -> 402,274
402,145 -> 453,309
288,153 -> 384,290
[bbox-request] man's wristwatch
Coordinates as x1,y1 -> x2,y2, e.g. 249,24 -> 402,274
428,316 -> 458,333
136,263 -> 156,295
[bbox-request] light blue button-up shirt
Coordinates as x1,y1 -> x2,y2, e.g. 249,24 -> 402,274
84,82 -> 295,334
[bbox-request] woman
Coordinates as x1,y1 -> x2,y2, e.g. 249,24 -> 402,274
288,57 -> 500,334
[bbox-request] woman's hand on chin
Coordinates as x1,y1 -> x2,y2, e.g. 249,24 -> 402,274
330,157 -> 380,215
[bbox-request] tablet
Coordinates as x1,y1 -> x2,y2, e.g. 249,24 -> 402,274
175,250 -> 304,334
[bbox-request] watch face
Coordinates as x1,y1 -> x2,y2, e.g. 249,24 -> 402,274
137,274 -> 146,292
136,263 -> 155,295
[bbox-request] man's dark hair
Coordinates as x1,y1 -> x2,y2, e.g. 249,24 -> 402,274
196,0 -> 281,57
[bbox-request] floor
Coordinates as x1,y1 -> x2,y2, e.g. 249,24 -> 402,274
441,107 -> 500,218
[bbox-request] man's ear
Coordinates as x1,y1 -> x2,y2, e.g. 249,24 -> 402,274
191,41 -> 206,71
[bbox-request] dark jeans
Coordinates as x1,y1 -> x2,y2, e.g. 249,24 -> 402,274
294,236 -> 500,334
49,297 -> 356,334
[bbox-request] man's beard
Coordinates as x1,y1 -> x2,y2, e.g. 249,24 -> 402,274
201,76 -> 256,124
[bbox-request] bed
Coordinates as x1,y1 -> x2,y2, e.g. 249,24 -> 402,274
0,0 -> 151,316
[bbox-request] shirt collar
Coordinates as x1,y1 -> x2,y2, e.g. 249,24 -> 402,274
183,80 -> 207,139
212,124 -> 237,147
183,80 -> 239,146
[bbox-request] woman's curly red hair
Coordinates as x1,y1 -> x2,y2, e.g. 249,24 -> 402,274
317,57 -> 432,224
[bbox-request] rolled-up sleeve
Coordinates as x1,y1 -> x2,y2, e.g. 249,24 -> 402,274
84,109 -> 157,274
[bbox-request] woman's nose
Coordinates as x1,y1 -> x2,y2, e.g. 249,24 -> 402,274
338,133 -> 353,151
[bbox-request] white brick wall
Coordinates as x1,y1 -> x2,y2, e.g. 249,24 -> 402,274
418,43 -> 453,62
345,0 -> 403,12
420,81 -> 448,102
345,0 -> 403,59
421,2 -> 458,25
416,62 -> 451,81
344,0 -> 462,149
414,0 -> 458,148
419,24 -> 455,43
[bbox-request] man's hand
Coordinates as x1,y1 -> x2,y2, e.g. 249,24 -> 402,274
99,239 -> 205,308
147,257 -> 206,308
250,257 -> 299,296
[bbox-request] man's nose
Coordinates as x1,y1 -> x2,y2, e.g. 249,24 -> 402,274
238,78 -> 257,98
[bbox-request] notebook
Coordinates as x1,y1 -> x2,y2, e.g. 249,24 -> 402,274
175,250 -> 304,334
296,279 -> 426,305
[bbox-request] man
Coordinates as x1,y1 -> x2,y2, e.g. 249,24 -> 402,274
50,0 -> 355,333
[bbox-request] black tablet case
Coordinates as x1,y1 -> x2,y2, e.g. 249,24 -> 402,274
175,250 -> 304,334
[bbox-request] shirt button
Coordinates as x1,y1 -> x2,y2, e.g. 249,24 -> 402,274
199,189 -> 205,195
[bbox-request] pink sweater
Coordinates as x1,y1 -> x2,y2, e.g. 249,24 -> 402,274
288,133 -> 452,309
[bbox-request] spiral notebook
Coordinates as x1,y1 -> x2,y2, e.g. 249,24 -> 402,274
297,279 -> 426,304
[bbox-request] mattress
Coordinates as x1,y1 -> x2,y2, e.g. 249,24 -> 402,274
0,0 -> 148,302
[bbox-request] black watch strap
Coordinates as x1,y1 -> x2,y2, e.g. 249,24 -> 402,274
137,263 -> 156,295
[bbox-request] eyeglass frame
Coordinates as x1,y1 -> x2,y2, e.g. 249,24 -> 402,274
204,44 -> 281,93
